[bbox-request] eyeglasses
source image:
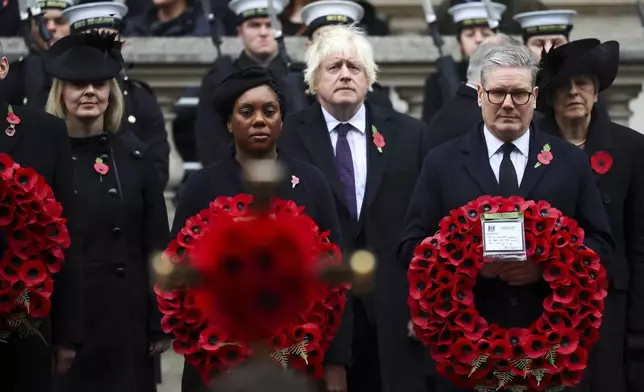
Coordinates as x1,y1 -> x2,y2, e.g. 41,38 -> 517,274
484,89 -> 533,105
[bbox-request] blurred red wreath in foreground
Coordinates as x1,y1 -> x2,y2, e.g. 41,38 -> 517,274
408,195 -> 607,391
0,153 -> 70,341
155,194 -> 348,384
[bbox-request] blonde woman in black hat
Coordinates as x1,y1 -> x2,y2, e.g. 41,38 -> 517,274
61,1 -> 171,187
44,31 -> 171,392
537,39 -> 644,392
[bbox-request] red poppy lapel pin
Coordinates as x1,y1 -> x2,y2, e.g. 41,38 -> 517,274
94,157 -> 109,182
371,125 -> 385,153
5,105 -> 21,137
534,143 -> 553,168
590,151 -> 613,175
291,175 -> 299,189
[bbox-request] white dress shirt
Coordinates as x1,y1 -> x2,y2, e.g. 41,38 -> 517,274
483,126 -> 530,185
322,104 -> 368,217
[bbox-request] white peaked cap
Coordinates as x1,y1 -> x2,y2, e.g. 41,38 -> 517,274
513,10 -> 577,29
62,2 -> 128,25
229,0 -> 289,16
448,2 -> 506,24
301,0 -> 365,26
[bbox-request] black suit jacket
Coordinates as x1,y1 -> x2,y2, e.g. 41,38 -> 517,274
428,83 -> 481,149
279,102 -> 431,392
398,124 -> 614,329
0,104 -> 82,392
421,61 -> 468,125
538,107 -> 644,392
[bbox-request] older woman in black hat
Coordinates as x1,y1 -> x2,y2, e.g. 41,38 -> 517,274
174,66 -> 352,392
43,30 -> 170,392
537,38 -> 644,392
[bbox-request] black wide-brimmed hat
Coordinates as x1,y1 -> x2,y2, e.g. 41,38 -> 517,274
538,38 -> 620,95
44,30 -> 124,82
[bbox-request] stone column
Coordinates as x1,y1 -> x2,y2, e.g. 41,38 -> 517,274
604,85 -> 643,128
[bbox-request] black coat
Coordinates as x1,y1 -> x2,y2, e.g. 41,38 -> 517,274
427,83 -> 480,149
0,51 -> 52,108
0,104 -> 82,392
398,124 -> 614,387
55,132 -> 168,392
170,153 -> 347,392
279,102 -> 431,392
119,77 -> 171,188
537,107 -> 644,392
421,60 -> 468,126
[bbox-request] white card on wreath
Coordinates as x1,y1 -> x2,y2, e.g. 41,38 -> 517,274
481,212 -> 527,262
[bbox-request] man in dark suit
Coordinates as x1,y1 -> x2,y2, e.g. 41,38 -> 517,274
428,33 -> 522,149
0,57 -> 82,391
280,24 -> 430,392
398,44 -> 614,392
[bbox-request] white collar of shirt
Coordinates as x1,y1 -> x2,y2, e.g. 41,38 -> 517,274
466,83 -> 478,90
483,126 -> 530,158
322,104 -> 367,134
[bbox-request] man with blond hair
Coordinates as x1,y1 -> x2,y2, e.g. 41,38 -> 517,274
280,24 -> 430,392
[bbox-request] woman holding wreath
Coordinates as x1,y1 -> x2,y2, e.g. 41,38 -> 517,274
536,39 -> 644,392
43,31 -> 170,392
173,66 -> 351,392
0,43 -> 82,392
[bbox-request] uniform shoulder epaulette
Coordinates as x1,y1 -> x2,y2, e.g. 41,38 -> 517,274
124,77 -> 155,97
118,130 -> 149,158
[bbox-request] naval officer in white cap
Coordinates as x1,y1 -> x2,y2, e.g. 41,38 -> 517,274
514,9 -> 577,60
193,0 -> 315,167
421,1 -> 506,125
62,1 -> 128,35
301,0 -> 364,40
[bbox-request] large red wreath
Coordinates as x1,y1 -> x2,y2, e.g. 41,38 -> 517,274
0,153 -> 70,341
408,195 -> 607,391
155,194 -> 348,385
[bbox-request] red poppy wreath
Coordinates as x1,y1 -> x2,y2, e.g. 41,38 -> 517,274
155,194 -> 348,385
408,195 -> 607,392
0,153 -> 70,342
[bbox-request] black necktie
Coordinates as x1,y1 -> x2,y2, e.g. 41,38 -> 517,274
334,123 -> 358,220
498,142 -> 519,197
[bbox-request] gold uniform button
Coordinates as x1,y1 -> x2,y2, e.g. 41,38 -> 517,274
128,115 -> 136,123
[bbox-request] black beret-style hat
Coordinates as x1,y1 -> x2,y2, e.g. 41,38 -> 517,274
212,67 -> 286,121
44,30 -> 124,82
